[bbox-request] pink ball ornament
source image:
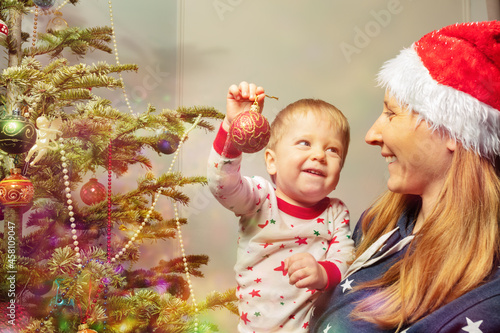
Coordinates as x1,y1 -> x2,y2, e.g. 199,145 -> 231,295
0,19 -> 8,43
80,178 -> 106,205
229,111 -> 271,153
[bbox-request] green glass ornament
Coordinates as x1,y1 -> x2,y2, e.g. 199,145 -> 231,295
0,110 -> 36,154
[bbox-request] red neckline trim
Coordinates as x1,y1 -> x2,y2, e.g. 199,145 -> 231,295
277,197 -> 330,219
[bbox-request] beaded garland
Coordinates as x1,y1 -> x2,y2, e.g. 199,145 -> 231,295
30,0 -> 134,115
58,116 -> 202,331
107,0 -> 134,114
31,0 -> 71,54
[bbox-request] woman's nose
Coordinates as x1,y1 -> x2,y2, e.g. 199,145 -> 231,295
365,116 -> 383,146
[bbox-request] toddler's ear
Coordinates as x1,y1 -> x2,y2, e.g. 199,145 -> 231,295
265,149 -> 277,176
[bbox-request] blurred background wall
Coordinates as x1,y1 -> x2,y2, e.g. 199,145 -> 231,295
22,0 -> 493,331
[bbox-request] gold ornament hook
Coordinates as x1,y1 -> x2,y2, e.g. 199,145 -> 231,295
250,94 -> 279,112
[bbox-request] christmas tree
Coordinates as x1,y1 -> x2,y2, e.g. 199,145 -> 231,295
0,0 -> 237,332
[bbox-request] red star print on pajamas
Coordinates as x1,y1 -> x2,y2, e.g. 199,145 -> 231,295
249,289 -> 261,297
295,236 -> 308,245
274,261 -> 288,276
241,312 -> 251,325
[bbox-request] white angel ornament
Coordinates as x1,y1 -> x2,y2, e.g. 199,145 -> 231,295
25,116 -> 63,166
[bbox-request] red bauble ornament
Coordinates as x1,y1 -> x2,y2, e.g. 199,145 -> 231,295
0,19 -> 8,43
0,168 -> 34,207
80,178 -> 106,205
229,111 -> 270,153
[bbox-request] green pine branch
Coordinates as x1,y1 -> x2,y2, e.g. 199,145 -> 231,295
27,26 -> 113,57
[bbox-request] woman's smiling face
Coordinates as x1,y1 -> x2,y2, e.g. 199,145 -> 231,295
364,92 -> 455,200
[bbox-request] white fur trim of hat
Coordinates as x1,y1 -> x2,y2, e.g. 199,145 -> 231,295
377,21 -> 500,161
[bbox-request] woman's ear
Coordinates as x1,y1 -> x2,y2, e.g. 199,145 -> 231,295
446,137 -> 457,152
265,148 -> 277,176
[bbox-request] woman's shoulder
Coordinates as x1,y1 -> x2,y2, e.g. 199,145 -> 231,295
409,268 -> 500,332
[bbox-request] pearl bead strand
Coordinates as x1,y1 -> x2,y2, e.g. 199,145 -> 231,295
174,202 -> 199,331
107,0 -> 134,114
109,115 -> 202,330
31,0 -> 71,49
110,114 -> 202,263
60,137 -> 83,269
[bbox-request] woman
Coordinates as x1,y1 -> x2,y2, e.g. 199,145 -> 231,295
311,21 -> 500,332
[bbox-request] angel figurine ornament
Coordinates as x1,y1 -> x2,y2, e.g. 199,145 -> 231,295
25,116 -> 63,166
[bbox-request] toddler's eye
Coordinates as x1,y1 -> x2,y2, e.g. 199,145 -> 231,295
326,147 -> 340,155
297,140 -> 310,147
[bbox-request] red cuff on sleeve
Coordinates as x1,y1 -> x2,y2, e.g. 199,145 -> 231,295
213,124 -> 242,158
318,261 -> 342,290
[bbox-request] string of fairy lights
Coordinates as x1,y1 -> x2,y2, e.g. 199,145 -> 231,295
28,0 -> 200,331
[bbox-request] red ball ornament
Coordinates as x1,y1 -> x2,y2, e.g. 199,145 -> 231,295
0,168 -> 34,207
80,178 -> 106,205
0,19 -> 8,43
229,111 -> 270,153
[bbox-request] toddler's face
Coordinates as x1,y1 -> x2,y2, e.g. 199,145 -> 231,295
265,112 -> 344,207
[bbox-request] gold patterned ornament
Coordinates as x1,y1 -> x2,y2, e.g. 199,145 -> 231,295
229,97 -> 271,153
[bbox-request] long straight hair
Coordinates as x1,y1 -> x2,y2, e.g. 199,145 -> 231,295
351,146 -> 500,330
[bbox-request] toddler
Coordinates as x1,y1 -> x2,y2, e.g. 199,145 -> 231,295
208,81 -> 354,332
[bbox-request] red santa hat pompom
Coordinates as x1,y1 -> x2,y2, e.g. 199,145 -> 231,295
377,21 -> 500,161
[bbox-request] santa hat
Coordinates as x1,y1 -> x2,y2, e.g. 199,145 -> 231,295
377,21 -> 500,160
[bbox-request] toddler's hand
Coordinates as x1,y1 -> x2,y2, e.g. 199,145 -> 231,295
284,253 -> 328,290
224,81 -> 265,131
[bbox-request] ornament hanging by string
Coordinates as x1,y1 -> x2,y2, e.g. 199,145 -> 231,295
80,178 -> 106,205
228,94 -> 277,153
25,116 -> 63,166
33,0 -> 56,9
157,132 -> 180,155
0,19 -> 8,43
0,168 -> 34,207
46,10 -> 68,32
0,110 -> 37,154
